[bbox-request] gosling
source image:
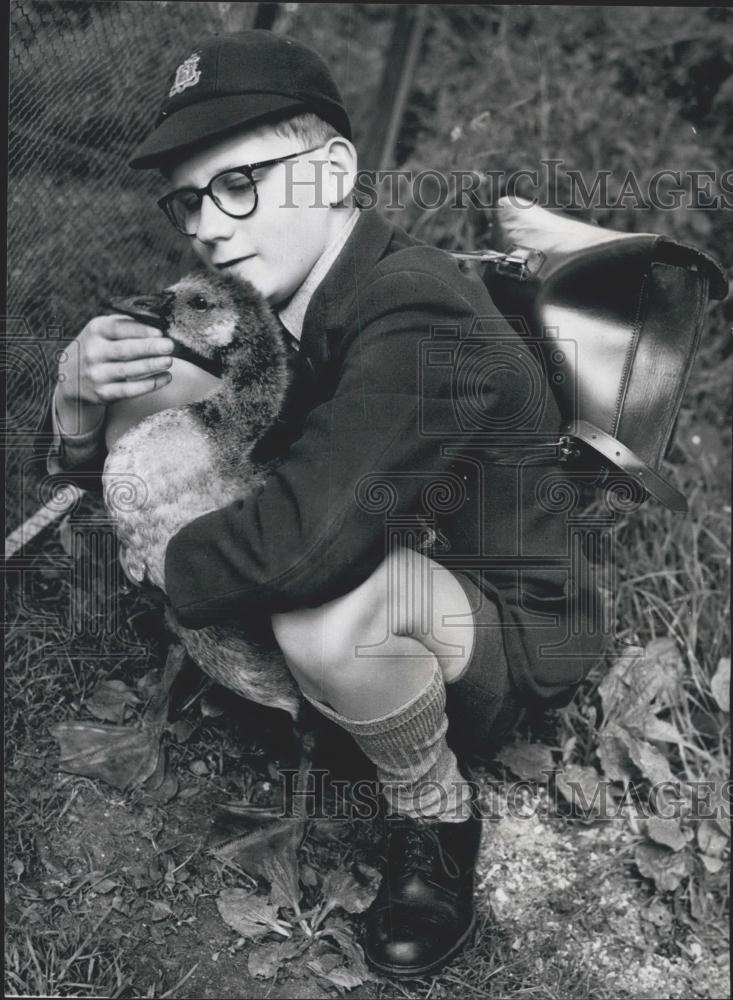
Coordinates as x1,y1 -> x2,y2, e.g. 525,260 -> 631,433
103,271 -> 301,720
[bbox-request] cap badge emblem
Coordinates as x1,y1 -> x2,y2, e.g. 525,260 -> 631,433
169,53 -> 201,97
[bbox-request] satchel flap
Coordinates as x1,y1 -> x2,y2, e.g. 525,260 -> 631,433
482,197 -> 727,511
495,196 -> 727,299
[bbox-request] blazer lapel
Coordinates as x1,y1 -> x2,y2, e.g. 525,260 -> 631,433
263,210 -> 398,444
299,209 -> 396,371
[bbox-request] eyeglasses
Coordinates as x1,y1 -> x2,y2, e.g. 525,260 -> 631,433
157,144 -> 324,236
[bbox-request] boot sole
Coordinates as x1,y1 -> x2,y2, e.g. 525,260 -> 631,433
364,911 -> 478,979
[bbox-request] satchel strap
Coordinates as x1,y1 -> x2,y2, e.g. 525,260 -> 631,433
559,420 -> 688,512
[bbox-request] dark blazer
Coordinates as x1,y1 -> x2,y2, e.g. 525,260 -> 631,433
162,209 -> 604,703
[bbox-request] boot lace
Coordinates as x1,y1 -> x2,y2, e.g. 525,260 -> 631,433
400,820 -> 460,880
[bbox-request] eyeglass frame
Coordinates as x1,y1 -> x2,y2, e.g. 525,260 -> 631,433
157,143 -> 326,236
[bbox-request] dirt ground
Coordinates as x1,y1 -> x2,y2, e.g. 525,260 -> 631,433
8,742 -> 729,999
475,784 -> 729,999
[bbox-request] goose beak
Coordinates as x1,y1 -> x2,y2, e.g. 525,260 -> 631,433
104,291 -> 175,330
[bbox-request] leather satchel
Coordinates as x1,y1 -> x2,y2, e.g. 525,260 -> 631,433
455,198 -> 727,512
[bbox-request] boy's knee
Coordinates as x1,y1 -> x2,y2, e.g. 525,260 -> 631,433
271,546 -> 474,694
271,601 -> 363,689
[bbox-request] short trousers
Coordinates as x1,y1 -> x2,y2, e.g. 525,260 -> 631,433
445,570 -> 522,758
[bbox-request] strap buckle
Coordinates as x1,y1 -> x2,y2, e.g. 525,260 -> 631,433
450,247 -> 544,281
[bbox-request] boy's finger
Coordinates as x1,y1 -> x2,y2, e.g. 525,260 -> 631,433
112,372 -> 174,396
104,337 -> 176,361
102,355 -> 174,382
100,315 -> 167,339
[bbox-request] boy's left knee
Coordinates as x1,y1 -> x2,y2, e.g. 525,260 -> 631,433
270,594 -> 376,698
271,546 -> 477,691
271,548 -> 416,670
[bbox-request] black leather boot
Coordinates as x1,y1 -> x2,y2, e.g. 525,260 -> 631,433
362,786 -> 482,978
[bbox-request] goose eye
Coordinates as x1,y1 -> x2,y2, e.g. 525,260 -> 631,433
190,295 -> 209,311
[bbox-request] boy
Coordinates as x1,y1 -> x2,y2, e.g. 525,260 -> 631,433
48,30 -> 603,977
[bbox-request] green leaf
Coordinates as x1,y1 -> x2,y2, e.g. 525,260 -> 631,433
300,863 -> 319,888
85,679 -> 141,724
261,841 -> 302,913
645,816 -> 689,852
150,900 -> 173,922
495,741 -> 555,781
597,646 -> 643,720
93,878 -> 118,895
167,719 -> 196,743
211,818 -> 302,904
324,866 -> 379,915
642,717 -> 690,747
641,900 -> 672,929
597,722 -> 673,786
315,865 -> 380,929
700,854 -> 725,874
555,764 -> 604,816
50,720 -> 164,790
321,965 -> 365,991
634,843 -> 690,893
597,725 -> 635,782
697,819 -> 727,858
308,957 -> 365,992
599,640 -> 685,730
626,737 -> 674,786
318,925 -> 371,980
216,889 -> 292,941
247,940 -> 287,979
142,761 -> 178,803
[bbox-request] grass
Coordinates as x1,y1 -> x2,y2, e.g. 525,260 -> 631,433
5,913 -> 125,998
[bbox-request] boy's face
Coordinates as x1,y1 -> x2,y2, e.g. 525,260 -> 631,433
167,126 -> 340,306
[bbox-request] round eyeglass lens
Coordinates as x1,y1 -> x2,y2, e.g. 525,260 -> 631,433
168,189 -> 203,235
212,171 -> 257,218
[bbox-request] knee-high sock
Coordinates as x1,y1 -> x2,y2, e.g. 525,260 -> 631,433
303,663 -> 473,822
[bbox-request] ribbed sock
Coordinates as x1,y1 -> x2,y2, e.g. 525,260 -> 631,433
303,664 -> 473,822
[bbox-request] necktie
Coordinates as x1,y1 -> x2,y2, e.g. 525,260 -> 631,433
275,316 -> 300,355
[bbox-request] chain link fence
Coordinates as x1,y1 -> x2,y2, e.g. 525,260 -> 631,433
6,1 -> 381,453
8,2 -> 266,329
7,1 -> 274,530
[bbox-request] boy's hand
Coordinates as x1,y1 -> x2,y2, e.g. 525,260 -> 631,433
55,315 -> 176,433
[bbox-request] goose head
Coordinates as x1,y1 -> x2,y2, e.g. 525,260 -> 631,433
163,272 -> 253,360
110,271 -> 285,379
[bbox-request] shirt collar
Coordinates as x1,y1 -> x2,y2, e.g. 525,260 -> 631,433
276,209 -> 360,345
